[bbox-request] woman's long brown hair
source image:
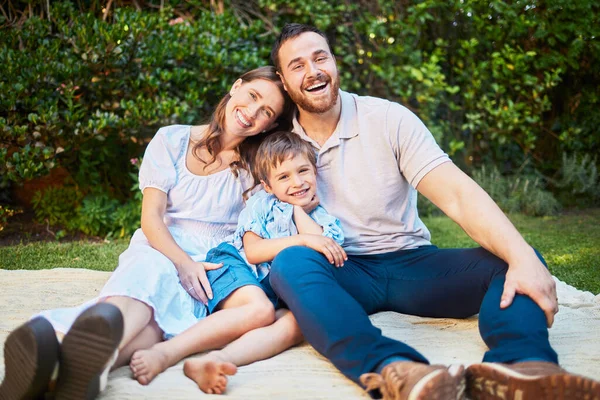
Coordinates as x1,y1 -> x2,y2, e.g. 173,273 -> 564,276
191,66 -> 295,193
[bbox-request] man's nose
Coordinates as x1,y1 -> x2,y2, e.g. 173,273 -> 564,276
306,61 -> 320,78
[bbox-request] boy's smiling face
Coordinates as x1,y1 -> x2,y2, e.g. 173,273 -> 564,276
262,153 -> 317,208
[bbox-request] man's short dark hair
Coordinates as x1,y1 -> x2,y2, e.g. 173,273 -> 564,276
271,23 -> 330,72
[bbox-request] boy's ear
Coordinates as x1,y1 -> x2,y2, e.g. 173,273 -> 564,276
260,180 -> 272,193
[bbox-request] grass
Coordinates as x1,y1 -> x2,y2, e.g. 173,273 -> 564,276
424,209 -> 600,294
0,240 -> 129,271
1,210 -> 599,294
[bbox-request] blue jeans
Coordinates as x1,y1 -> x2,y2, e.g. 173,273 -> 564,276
269,245 -> 558,384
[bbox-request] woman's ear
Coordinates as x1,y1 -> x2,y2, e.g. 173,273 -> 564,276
229,79 -> 243,96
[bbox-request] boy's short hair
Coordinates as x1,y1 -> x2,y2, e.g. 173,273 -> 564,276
271,23 -> 330,72
254,131 -> 317,184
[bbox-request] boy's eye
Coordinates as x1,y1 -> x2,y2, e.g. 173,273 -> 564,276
278,175 -> 288,180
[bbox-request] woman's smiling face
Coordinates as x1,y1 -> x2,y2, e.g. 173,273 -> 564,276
224,78 -> 285,138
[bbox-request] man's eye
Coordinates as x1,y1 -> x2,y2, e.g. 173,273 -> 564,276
292,64 -> 303,70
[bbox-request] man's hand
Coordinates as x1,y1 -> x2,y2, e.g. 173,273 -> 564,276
300,234 -> 347,267
501,253 -> 558,327
177,260 -> 224,304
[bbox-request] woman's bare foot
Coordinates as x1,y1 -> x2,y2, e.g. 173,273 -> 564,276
183,351 -> 237,394
129,347 -> 170,385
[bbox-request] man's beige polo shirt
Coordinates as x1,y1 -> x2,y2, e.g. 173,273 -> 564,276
292,90 -> 451,255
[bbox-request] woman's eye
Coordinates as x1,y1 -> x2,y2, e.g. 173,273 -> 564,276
250,92 -> 257,100
264,110 -> 272,118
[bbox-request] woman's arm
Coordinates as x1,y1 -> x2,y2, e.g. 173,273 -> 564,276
141,188 -> 222,303
141,188 -> 192,268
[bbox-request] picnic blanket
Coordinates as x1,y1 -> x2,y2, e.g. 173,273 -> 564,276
1,268 -> 599,399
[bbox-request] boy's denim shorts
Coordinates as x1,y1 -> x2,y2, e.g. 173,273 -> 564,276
205,243 -> 278,313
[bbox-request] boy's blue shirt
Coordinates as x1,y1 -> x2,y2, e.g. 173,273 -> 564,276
232,189 -> 344,281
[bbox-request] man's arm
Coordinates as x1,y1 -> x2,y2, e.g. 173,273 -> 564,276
416,162 -> 558,326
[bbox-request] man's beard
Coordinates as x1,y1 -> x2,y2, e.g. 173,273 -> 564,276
288,75 -> 340,114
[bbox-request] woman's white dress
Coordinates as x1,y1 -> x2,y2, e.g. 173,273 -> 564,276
38,125 -> 254,338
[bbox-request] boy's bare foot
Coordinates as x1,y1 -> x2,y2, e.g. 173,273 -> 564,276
183,351 -> 238,394
129,347 -> 170,385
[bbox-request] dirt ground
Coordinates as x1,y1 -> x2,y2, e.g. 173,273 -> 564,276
0,210 -> 99,246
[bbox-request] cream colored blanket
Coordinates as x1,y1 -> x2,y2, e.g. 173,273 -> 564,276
1,268 -> 599,399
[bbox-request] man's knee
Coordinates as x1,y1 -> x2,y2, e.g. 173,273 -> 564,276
271,246 -> 320,281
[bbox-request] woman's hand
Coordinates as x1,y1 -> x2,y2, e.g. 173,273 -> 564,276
177,260 -> 224,304
300,234 -> 347,267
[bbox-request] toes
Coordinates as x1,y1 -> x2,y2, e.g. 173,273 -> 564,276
130,357 -> 145,369
214,381 -> 225,394
222,362 -> 237,376
134,365 -> 149,379
137,374 -> 149,385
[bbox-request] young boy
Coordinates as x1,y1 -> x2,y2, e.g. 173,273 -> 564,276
130,131 -> 345,393
183,131 -> 346,393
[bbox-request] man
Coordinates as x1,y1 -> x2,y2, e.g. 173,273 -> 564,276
268,23 -> 600,400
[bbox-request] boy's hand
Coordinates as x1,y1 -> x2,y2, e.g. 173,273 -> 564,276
302,194 -> 320,213
300,234 -> 347,267
177,260 -> 224,304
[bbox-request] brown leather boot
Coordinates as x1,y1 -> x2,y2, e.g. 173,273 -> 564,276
360,362 -> 466,400
467,361 -> 600,400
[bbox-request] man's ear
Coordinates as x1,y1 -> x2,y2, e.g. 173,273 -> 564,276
229,78 -> 243,96
261,180 -> 272,193
277,72 -> 289,92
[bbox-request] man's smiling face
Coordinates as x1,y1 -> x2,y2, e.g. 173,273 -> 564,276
276,32 -> 340,114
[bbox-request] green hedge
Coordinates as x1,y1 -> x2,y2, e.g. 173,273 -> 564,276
1,0 -> 599,230
1,2 -> 271,197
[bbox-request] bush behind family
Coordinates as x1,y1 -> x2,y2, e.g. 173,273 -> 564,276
1,0 -> 599,235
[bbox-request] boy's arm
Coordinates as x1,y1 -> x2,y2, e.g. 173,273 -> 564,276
243,230 -> 346,267
243,231 -> 305,264
293,205 -> 323,235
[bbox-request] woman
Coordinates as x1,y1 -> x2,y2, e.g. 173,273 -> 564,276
0,66 -> 294,400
